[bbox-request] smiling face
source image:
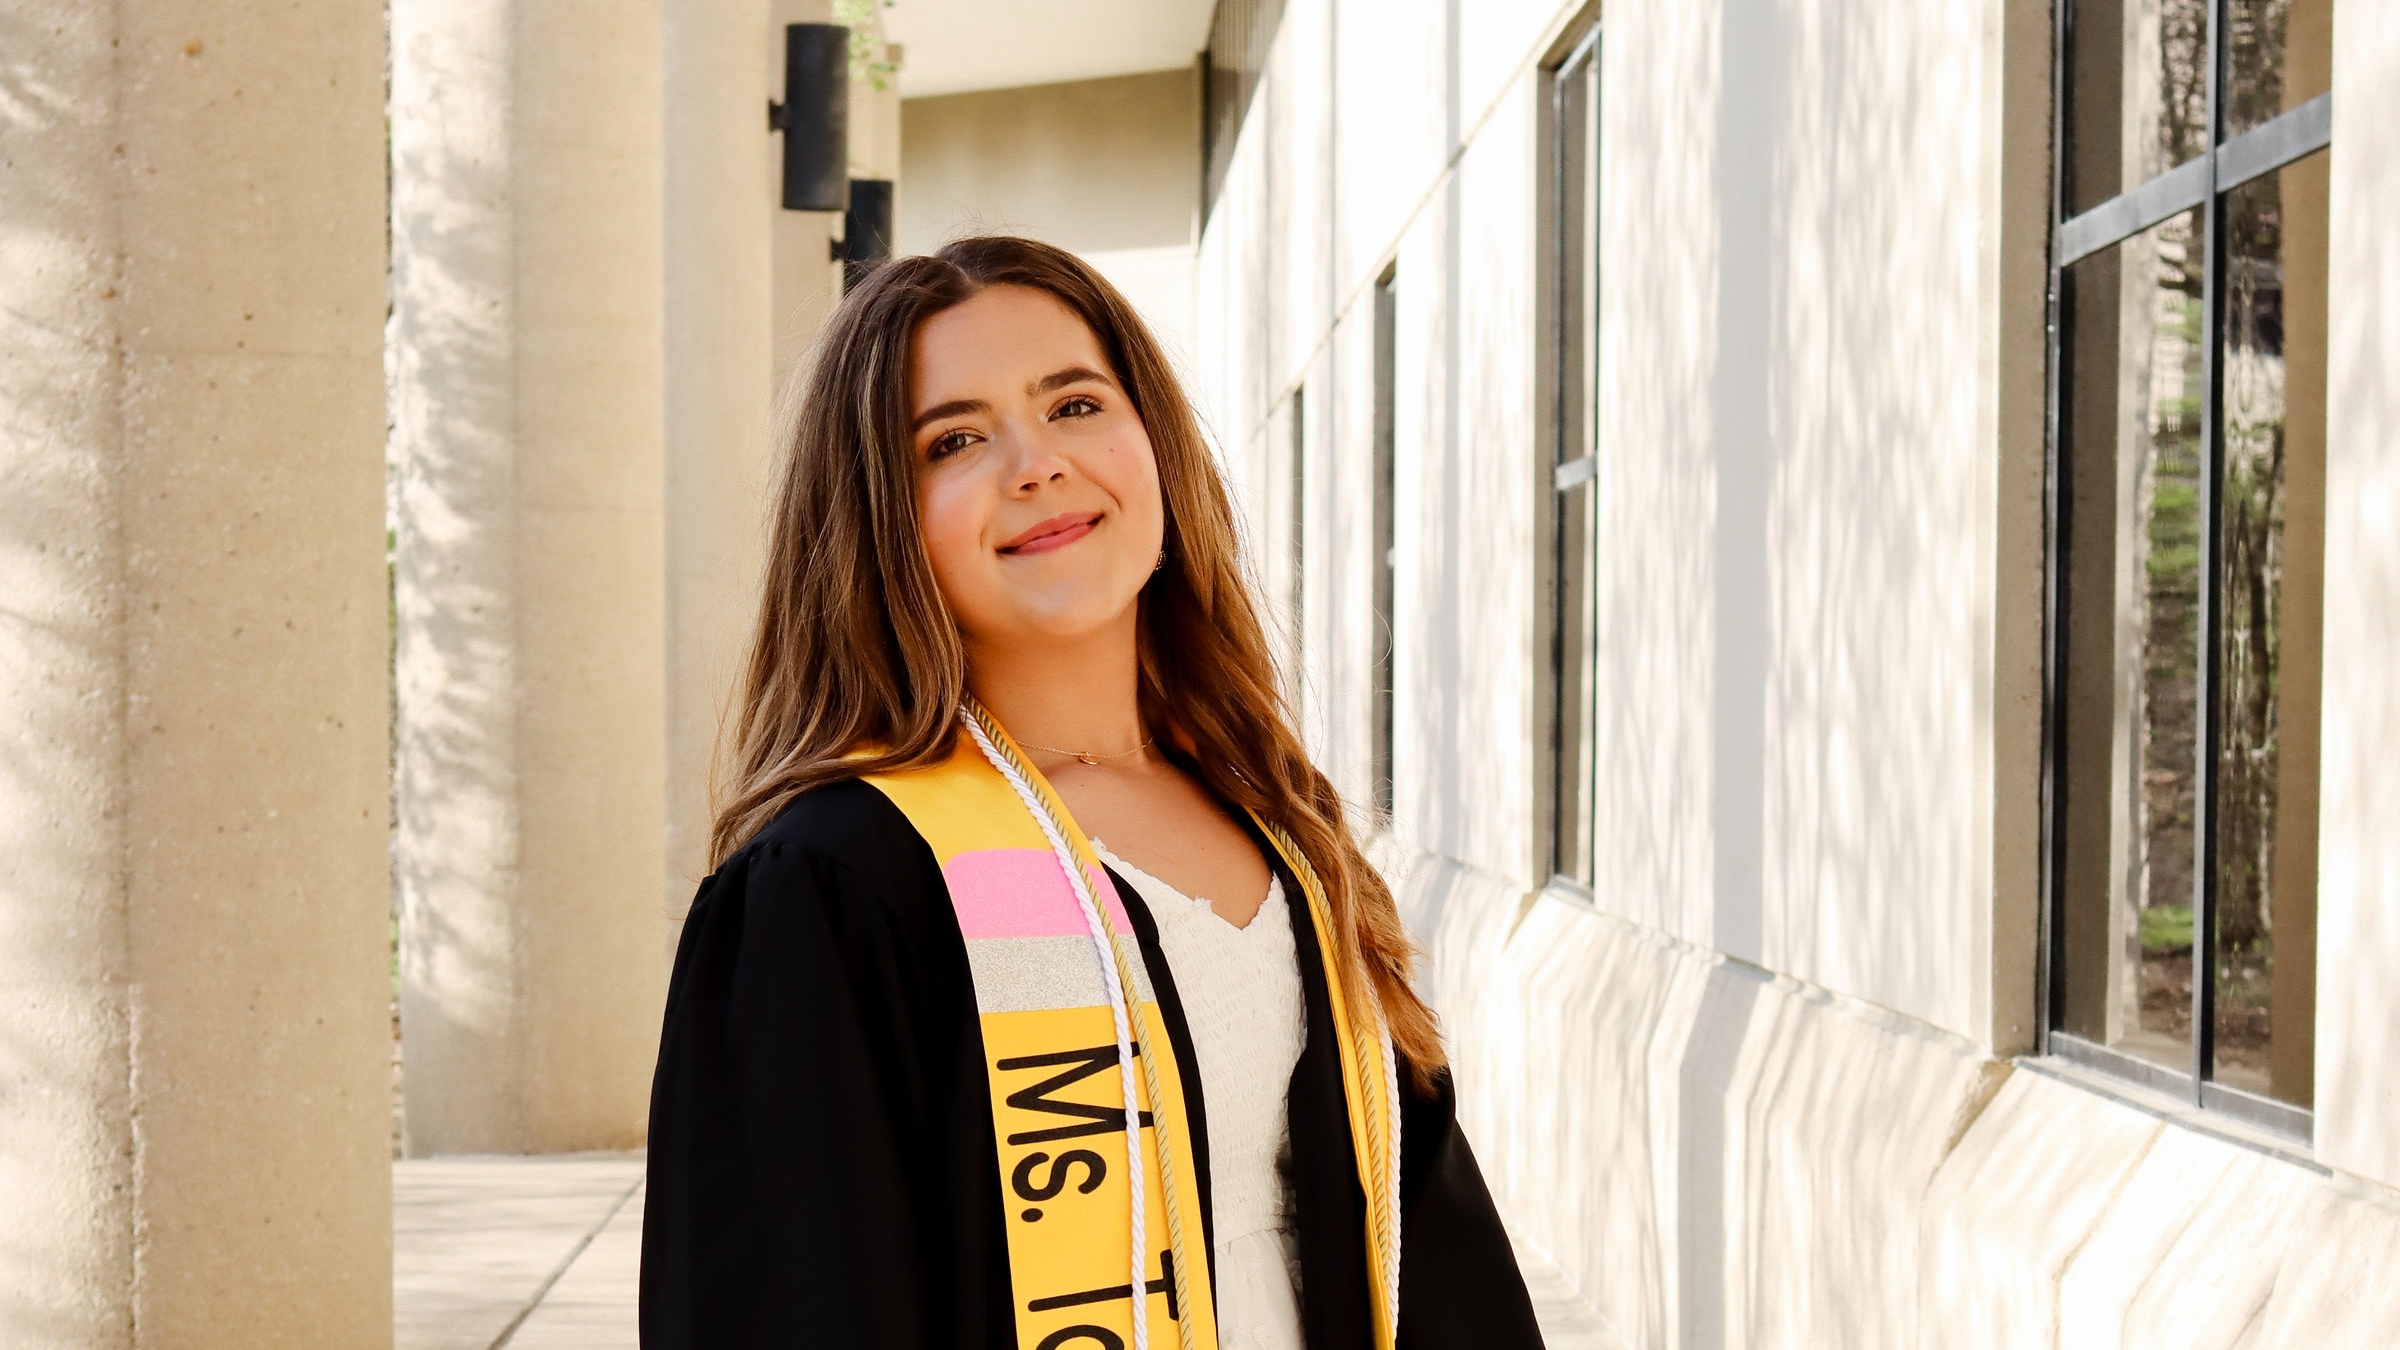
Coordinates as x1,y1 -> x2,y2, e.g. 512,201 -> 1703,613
909,283 -> 1167,659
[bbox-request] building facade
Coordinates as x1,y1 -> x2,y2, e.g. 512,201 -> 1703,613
903,0 -> 2400,1341
1175,0 -> 2400,1342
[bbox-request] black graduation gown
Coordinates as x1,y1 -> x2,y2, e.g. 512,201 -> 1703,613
641,778 -> 1546,1349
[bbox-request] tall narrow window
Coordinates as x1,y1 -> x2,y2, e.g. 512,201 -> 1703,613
1202,0 -> 1292,222
1289,385 -> 1307,674
2046,0 -> 2329,1137
1546,25 -> 1601,888
1370,268 -> 1399,822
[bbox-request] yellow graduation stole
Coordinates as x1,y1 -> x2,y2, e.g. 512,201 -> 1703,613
862,703 -> 1402,1350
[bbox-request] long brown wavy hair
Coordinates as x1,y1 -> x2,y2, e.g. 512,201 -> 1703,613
711,235 -> 1441,1085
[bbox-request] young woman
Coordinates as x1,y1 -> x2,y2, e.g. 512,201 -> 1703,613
642,237 -> 1543,1350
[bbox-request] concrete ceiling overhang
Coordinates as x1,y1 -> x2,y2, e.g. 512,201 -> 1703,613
880,0 -> 1216,100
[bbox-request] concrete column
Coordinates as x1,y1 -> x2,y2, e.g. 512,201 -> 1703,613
662,0 -> 776,923
2316,0 -> 2400,1191
663,0 -> 856,930
850,10 -> 905,186
391,0 -> 669,1154
773,0 -> 842,385
0,1 -> 393,1345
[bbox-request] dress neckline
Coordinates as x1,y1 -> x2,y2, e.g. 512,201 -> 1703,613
1091,838 -> 1282,936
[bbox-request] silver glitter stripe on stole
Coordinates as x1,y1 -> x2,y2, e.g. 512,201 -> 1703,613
964,935 -> 1157,1014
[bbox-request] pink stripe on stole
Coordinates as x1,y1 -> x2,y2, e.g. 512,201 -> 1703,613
943,848 -> 1133,939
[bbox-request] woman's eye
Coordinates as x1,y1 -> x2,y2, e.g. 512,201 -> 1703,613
1053,395 -> 1102,419
928,429 -> 977,460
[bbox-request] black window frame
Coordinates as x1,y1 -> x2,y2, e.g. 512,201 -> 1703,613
1201,0 -> 1290,225
2038,0 -> 2332,1142
1288,383 -> 1308,681
1541,20 -> 1603,892
1370,267 -> 1399,823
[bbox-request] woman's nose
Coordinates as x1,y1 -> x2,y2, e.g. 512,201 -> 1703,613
1000,427 -> 1071,493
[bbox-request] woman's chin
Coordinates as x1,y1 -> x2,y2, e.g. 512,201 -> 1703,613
971,597 -> 1141,651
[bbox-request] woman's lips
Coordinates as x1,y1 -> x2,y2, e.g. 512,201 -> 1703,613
998,512 -> 1102,556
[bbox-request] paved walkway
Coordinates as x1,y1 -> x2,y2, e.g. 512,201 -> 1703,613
395,1155 -> 646,1350
394,1154 -> 1617,1349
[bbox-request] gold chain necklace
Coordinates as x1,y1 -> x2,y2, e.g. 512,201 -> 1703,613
1015,734 -> 1154,766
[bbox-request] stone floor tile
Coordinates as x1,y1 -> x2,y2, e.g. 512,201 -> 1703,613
506,1186 -> 644,1348
394,1154 -> 643,1350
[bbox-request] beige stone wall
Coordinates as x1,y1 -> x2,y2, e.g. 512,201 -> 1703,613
1196,0 -> 2049,1057
898,67 -> 1197,255
663,0 -> 914,938
663,0 -> 776,939
391,0 -> 670,1155
771,208 -> 841,393
0,5 -> 137,1338
850,7 -> 904,185
0,0 -> 394,1344
1405,851 -> 2400,1347
1191,0 -> 2400,1333
899,68 -> 1200,362
2316,0 -> 2400,1194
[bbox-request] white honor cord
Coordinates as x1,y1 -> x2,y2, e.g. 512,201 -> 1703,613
962,714 -> 1152,1350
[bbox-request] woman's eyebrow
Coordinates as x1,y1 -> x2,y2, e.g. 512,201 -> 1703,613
912,367 -> 1110,432
1027,366 -> 1112,396
912,397 -> 989,432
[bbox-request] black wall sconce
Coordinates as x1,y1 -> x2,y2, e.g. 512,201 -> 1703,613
838,179 -> 894,290
768,23 -> 848,212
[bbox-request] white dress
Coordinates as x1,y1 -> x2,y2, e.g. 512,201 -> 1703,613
1092,840 -> 1309,1350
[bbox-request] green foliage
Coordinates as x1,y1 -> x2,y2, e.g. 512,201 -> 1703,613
2136,274 -> 2206,906
2142,902 -> 2195,956
833,0 -> 898,91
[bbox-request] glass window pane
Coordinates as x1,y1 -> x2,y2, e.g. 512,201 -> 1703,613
1288,387 -> 1306,677
1556,476 -> 1596,884
2063,0 -> 2211,216
1370,274 -> 1397,820
2225,0 -> 2333,139
2211,153 -> 2326,1105
1550,42 -> 1600,886
2053,205 -> 2206,1076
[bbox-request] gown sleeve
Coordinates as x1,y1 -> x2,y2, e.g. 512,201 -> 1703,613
1394,1066 -> 1548,1348
640,831 -> 998,1348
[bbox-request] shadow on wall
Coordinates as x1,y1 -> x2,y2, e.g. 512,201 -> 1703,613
0,2 -> 138,1336
388,69 -> 526,1154
1590,0 -> 1719,956
1394,0 -> 2034,1337
1751,0 -> 1989,1032
389,0 -> 674,1159
1407,0 -> 1540,881
1594,0 -> 1989,1033
1419,852 -> 2013,1349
